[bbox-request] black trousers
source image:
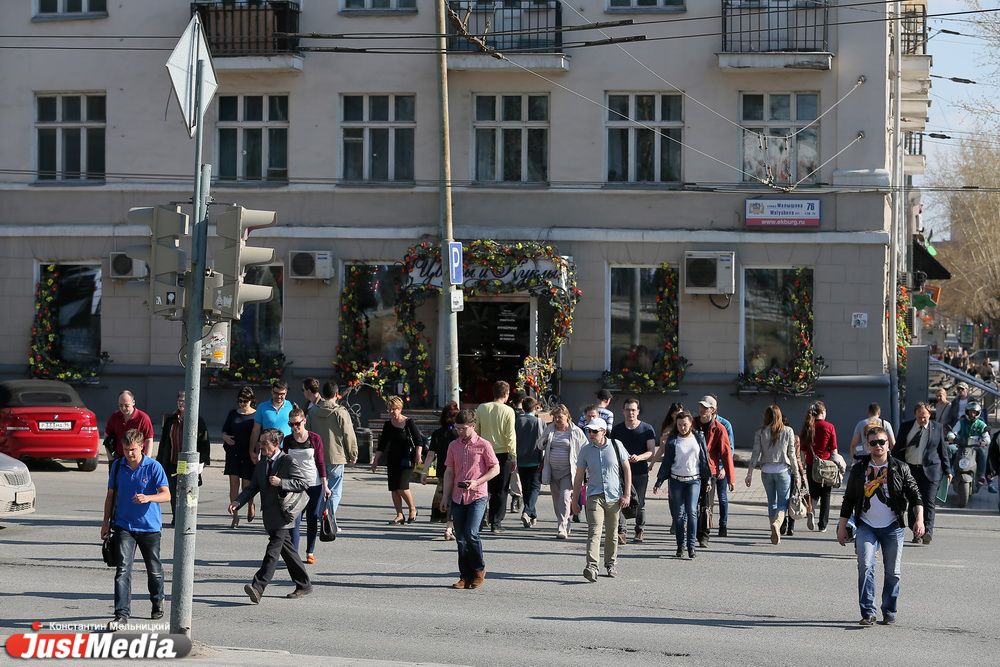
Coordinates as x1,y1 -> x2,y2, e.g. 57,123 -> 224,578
907,464 -> 938,535
487,454 -> 511,528
252,528 -> 311,592
807,476 -> 832,530
696,480 -> 712,543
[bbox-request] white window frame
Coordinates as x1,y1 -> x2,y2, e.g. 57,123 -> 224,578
340,93 -> 416,183
605,92 -> 684,184
740,91 -> 819,184
34,92 -> 106,182
215,93 -> 289,183
34,0 -> 107,17
342,0 -> 416,11
472,93 -> 550,184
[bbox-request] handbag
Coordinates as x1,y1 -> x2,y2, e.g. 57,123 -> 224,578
102,459 -> 122,567
787,488 -> 806,520
401,423 -> 421,468
610,439 -> 640,520
811,457 -> 842,487
320,508 -> 337,542
103,433 -> 117,460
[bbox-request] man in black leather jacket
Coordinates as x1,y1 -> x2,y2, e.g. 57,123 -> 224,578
837,425 -> 923,627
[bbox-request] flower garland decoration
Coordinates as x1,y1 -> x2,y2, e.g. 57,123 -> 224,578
603,264 -> 687,392
737,267 -> 819,395
897,285 -> 910,379
209,351 -> 286,386
335,240 -> 580,403
28,264 -> 98,382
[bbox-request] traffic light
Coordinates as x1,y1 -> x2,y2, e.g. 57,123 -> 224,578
124,205 -> 190,319
213,206 -> 277,320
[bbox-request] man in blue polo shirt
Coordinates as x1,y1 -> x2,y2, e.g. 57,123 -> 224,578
101,429 -> 170,631
250,379 -> 295,464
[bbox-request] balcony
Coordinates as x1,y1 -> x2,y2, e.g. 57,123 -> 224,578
718,0 -> 832,72
191,1 -> 303,72
903,131 -> 925,176
446,1 -> 570,72
900,1 -> 931,131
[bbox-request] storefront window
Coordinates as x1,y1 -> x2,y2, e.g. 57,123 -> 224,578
359,264 -> 406,363
53,264 -> 102,369
743,267 -> 813,372
231,265 -> 283,362
609,267 -> 659,373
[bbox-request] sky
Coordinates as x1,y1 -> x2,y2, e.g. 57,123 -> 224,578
919,0 -> 997,236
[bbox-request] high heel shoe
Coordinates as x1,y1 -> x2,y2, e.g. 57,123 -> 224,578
247,503 -> 256,523
407,510 -> 418,524
389,515 -> 405,525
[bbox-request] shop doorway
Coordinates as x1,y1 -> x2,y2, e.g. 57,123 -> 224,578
457,297 -> 535,404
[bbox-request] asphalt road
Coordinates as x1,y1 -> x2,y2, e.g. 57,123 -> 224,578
2,451 -> 999,666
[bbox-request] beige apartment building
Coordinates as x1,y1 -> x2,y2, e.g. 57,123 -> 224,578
0,0 -> 933,442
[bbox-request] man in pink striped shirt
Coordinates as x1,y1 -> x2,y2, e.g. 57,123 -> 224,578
440,409 -> 500,590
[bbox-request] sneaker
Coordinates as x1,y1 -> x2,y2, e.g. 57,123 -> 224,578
606,565 -> 618,578
634,530 -> 644,543
818,527 -> 828,533
880,614 -> 896,626
617,532 -> 627,545
150,606 -> 163,620
989,483 -> 998,494
979,476 -> 987,486
556,529 -> 568,539
530,516 -> 537,527
859,615 -> 876,627
492,523 -> 506,534
306,554 -> 317,565
922,532 -> 933,545
718,526 -> 728,538
583,567 -> 598,582
107,616 -> 128,631
521,513 -> 532,528
807,513 -> 815,531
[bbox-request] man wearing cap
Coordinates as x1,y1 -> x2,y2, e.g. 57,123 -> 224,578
578,389 -> 615,430
697,396 -> 734,543
943,382 -> 970,431
571,417 -> 631,581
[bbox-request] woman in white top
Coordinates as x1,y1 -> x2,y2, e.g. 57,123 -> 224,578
745,405 -> 800,545
652,410 -> 709,559
541,404 -> 589,539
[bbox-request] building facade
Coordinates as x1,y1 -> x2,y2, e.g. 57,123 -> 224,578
0,0 -> 931,443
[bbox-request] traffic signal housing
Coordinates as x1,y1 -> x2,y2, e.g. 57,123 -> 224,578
123,205 -> 190,319
214,206 -> 277,320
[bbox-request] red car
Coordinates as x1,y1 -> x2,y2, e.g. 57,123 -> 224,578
0,380 -> 101,471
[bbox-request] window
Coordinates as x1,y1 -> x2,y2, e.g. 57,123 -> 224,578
36,0 -> 107,16
230,265 -> 283,362
50,264 -> 102,370
606,93 -> 683,183
741,92 -> 818,184
343,0 -> 415,10
743,267 -> 813,373
609,267 -> 661,372
473,94 -> 549,183
356,264 -> 406,363
217,94 -> 288,182
608,0 -> 683,10
342,94 -> 415,182
35,94 -> 105,181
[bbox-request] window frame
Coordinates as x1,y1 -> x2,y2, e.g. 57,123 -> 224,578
740,265 -> 814,374
229,264 -> 284,363
340,93 -> 416,184
740,91 -> 819,185
471,93 -> 550,185
340,0 -> 417,13
34,92 -> 106,183
605,92 -> 684,185
33,0 -> 108,20
215,93 -> 290,184
605,264 -> 681,372
40,262 -> 103,372
606,0 -> 684,12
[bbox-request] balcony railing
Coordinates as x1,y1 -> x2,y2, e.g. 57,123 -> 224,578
722,0 -> 829,54
901,3 -> 927,55
447,1 -> 562,54
904,131 -> 924,157
192,1 -> 300,56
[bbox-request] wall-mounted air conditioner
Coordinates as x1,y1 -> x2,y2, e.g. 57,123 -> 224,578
288,250 -> 334,280
684,251 -> 736,295
109,252 -> 147,279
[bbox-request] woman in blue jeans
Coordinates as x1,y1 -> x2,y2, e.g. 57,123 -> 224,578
653,410 -> 710,559
745,405 -> 800,545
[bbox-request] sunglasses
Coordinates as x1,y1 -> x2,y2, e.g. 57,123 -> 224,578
289,421 -> 305,427
238,398 -> 250,404
867,439 -> 888,448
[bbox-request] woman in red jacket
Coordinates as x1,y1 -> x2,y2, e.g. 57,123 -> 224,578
801,401 -> 837,532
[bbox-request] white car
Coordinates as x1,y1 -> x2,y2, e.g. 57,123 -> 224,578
0,451 -> 36,517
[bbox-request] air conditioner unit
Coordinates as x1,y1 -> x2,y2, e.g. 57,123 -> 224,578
684,251 -> 736,295
108,252 -> 147,279
288,250 -> 334,280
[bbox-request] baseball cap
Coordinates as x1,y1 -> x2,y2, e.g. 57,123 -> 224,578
596,389 -> 613,401
955,382 -> 970,390
585,417 -> 608,432
698,395 -> 718,410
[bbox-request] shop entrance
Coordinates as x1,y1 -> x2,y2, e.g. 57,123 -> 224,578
457,297 -> 535,405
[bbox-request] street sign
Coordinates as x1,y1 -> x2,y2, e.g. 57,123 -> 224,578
448,241 -> 463,286
166,15 -> 218,138
450,288 -> 464,313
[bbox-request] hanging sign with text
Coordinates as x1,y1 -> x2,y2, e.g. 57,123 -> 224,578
407,255 -> 567,291
745,199 -> 821,227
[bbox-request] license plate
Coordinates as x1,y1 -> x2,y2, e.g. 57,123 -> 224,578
38,421 -> 72,430
15,490 -> 33,504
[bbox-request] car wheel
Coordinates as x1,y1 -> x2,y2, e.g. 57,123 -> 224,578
78,456 -> 98,472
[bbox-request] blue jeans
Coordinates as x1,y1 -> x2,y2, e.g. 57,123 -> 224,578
325,464 -> 345,516
761,470 -> 792,515
113,528 -> 164,619
714,474 -> 729,528
668,478 -> 701,549
450,496 -> 488,581
855,519 -> 903,619
291,484 -> 324,554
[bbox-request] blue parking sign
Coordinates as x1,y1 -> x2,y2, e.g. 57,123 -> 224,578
448,242 -> 463,286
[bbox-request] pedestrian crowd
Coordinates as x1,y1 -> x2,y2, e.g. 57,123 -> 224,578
98,379 -> 999,630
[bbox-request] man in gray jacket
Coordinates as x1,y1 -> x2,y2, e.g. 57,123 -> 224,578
306,382 -> 358,522
229,428 -> 312,603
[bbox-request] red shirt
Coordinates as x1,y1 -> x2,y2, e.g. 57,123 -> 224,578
445,433 -> 499,505
105,408 -> 154,457
804,419 -> 837,465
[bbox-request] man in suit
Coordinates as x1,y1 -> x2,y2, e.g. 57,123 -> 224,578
229,428 -> 313,602
893,402 -> 952,545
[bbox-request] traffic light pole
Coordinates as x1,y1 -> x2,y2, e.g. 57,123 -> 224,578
171,58 -> 209,639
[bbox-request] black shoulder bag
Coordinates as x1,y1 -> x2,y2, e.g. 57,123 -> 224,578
610,439 -> 640,520
102,459 -> 122,567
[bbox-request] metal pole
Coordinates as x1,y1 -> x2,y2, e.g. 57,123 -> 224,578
888,1 -> 903,427
437,0 -> 460,405
171,57 -> 209,639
